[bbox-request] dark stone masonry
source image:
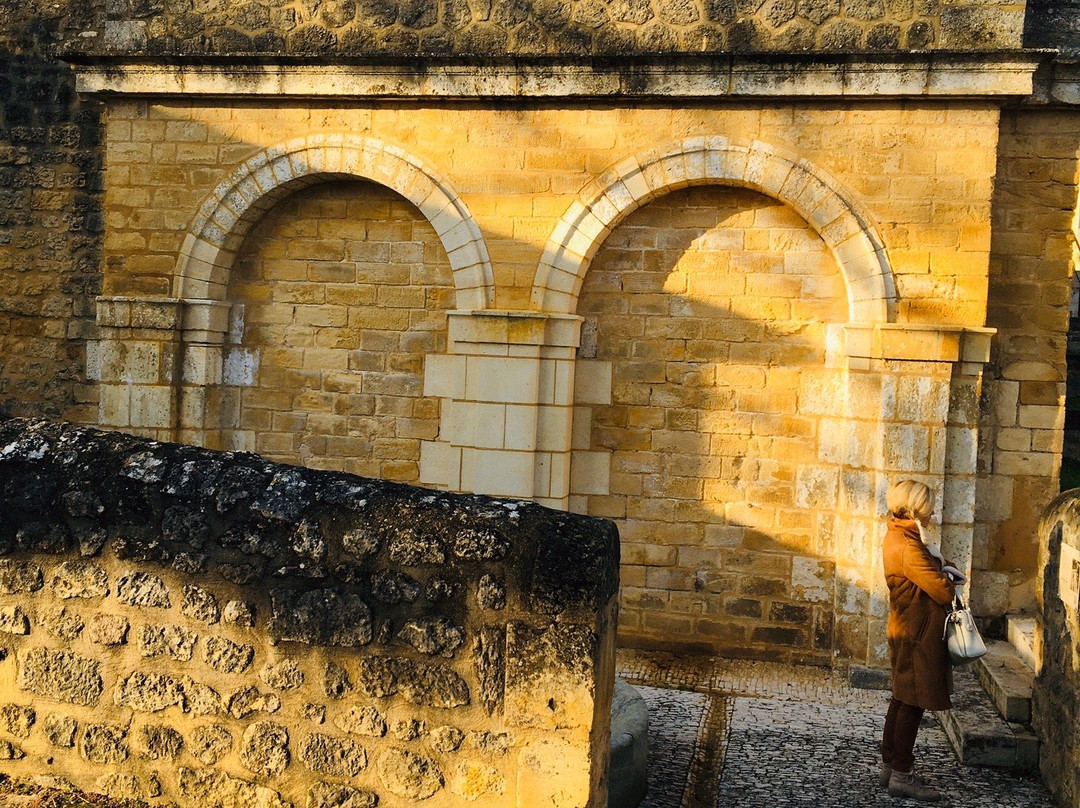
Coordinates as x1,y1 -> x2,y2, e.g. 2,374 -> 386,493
0,416 -> 620,806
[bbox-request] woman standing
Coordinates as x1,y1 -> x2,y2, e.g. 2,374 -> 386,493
880,480 -> 963,802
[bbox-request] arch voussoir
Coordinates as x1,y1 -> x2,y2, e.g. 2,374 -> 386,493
175,134 -> 494,309
530,137 -> 896,322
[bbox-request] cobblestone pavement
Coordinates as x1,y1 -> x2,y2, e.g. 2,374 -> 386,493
617,648 -> 1058,808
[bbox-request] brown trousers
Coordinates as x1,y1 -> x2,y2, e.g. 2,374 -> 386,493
881,697 -> 925,773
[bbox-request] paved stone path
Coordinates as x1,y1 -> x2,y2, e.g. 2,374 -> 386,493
617,649 -> 1058,808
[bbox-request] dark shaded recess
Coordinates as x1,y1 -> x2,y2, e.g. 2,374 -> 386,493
0,2 -> 105,420
1025,0 -> 1080,52
1034,498 -> 1080,807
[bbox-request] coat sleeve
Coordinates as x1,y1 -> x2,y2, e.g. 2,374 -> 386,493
901,543 -> 956,606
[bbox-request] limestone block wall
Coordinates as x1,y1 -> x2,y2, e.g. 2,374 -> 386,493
977,108 -> 1080,616
84,99 -> 1003,663
0,417 -> 620,808
218,179 -> 454,481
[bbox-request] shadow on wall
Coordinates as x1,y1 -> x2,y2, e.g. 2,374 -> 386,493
0,29 -> 104,421
210,178 -> 455,483
569,184 -> 868,667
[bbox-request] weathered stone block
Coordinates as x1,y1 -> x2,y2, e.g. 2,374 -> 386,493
40,606 -> 85,640
88,614 -> 129,645
115,671 -> 185,713
0,606 -> 29,635
429,725 -> 464,752
299,732 -> 367,777
477,573 -> 506,609
241,722 -> 290,777
0,704 -> 35,738
474,625 -> 505,714
396,617 -> 465,657
18,648 -> 103,706
324,662 -> 353,698
270,587 -> 372,647
80,723 -> 128,764
308,782 -> 379,808
190,724 -> 232,765
388,528 -> 446,565
116,572 -> 170,608
139,625 -> 198,661
182,678 -> 224,716
178,767 -> 289,808
377,747 -> 443,799
43,713 -> 77,747
453,528 -> 509,560
97,773 -> 144,801
371,569 -> 421,604
204,636 -> 255,673
228,687 -> 281,719
261,659 -> 305,690
223,600 -> 257,627
182,585 -> 221,624
0,560 -> 43,594
140,725 -> 183,760
334,705 -> 386,737
391,719 -> 423,741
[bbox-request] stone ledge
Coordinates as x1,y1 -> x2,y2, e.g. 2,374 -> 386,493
842,324 -> 995,364
71,54 -> 1041,100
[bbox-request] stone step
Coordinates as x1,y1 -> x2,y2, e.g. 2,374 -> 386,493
1006,615 -> 1037,672
936,665 -> 1039,772
974,640 -> 1034,723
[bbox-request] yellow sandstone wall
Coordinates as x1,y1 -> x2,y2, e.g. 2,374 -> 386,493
100,102 -> 997,320
92,99 -> 1003,664
221,181 -> 453,481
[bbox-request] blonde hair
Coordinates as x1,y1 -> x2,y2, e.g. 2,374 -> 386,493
887,480 -> 935,521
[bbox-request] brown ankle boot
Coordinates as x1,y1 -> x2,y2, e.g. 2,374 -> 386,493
888,770 -> 941,802
878,763 -> 892,787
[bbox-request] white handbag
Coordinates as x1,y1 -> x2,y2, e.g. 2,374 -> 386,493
943,595 -> 987,665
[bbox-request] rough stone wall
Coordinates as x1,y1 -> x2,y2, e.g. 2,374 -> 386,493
221,180 -> 453,480
0,1 -> 104,423
0,417 -> 620,808
1034,490 -> 1080,808
977,108 -> 1080,617
572,184 -> 845,662
1025,0 -> 1080,52
94,0 -> 1026,55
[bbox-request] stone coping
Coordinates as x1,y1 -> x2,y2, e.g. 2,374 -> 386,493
71,53 -> 1041,99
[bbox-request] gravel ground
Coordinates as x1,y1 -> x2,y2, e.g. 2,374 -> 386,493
619,649 -> 1058,808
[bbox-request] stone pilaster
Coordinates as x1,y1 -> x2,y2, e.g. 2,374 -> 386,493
90,297 -> 183,440
421,311 -> 582,507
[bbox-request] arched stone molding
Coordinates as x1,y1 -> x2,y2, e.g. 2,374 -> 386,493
531,136 -> 896,323
173,132 -> 494,310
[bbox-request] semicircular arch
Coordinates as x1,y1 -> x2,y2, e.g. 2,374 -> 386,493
531,137 -> 896,323
174,133 -> 493,310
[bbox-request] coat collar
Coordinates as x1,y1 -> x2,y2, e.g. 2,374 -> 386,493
889,517 -> 922,541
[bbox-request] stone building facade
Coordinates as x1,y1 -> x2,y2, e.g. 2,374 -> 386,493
3,1 -> 1080,674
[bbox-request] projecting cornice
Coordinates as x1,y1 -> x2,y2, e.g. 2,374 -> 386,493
70,53 -> 1043,100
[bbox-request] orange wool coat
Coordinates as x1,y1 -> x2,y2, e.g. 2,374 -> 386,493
883,518 -> 956,711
